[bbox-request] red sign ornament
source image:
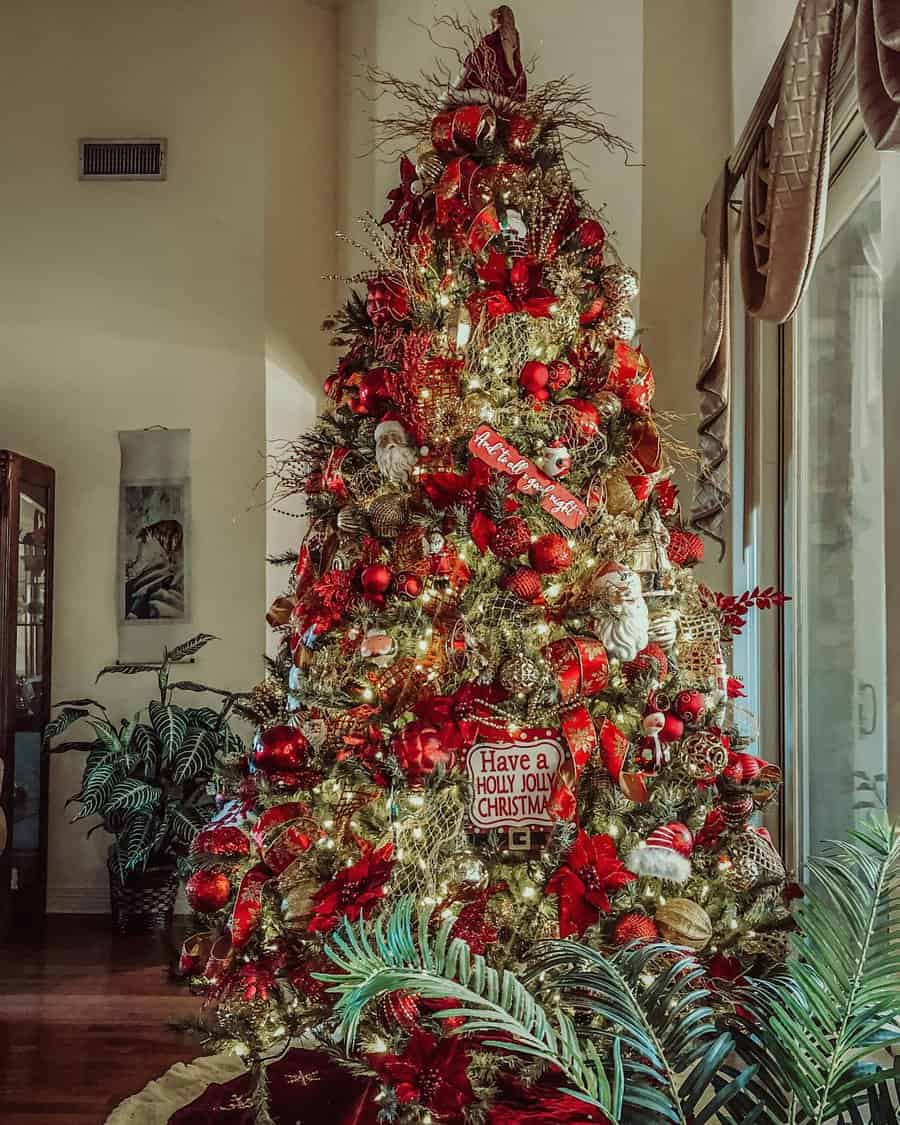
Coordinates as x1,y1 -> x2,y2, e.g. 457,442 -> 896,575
468,424 -> 587,529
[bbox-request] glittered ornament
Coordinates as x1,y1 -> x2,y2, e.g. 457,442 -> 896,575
667,529 -> 705,567
600,264 -> 640,303
499,657 -> 541,693
547,360 -> 573,391
190,825 -> 250,859
336,503 -> 369,536
490,515 -> 531,559
440,849 -> 488,890
579,218 -> 606,252
529,533 -> 572,575
377,990 -> 421,1034
655,898 -> 712,950
613,911 -> 659,944
672,691 -> 705,725
360,563 -> 392,595
502,566 -> 542,602
604,302 -> 636,342
255,725 -> 310,772
367,494 -> 407,539
395,572 -> 423,599
722,794 -> 755,827
675,731 -> 729,781
185,869 -> 231,914
725,830 -> 786,892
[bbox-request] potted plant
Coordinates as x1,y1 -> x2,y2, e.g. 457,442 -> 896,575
44,633 -> 245,933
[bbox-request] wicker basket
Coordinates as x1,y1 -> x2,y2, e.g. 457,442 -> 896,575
108,857 -> 179,934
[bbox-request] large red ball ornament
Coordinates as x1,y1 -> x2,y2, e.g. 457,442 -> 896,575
190,825 -> 250,859
529,533 -> 573,575
501,566 -> 542,602
360,563 -> 392,595
394,572 -> 423,599
658,712 -> 685,743
391,721 -> 455,786
519,360 -> 549,396
185,869 -> 231,914
559,398 -> 601,445
673,690 -> 705,725
491,515 -> 531,560
254,725 -> 310,772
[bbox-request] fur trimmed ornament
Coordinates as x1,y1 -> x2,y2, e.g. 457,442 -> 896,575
626,821 -> 694,883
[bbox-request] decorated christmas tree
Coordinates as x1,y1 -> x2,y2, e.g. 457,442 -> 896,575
182,10 -> 793,1121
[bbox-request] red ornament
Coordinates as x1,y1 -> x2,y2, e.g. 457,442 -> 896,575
529,533 -> 572,575
559,398 -> 600,445
394,572 -> 423,599
613,911 -> 659,945
190,825 -> 250,859
658,712 -> 685,743
360,563 -> 392,595
518,360 -> 549,396
673,690 -> 705,725
667,821 -> 695,856
547,360 -> 572,391
622,643 -> 669,685
667,528 -> 705,567
366,275 -> 409,327
501,566 -> 542,601
377,989 -> 422,1033
491,515 -> 531,560
185,869 -> 231,914
254,725 -> 310,772
579,218 -> 606,250
391,720 -> 456,785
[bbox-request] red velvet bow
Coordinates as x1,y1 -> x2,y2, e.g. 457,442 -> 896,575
469,251 -> 558,320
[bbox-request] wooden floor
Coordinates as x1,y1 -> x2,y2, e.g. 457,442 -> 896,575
0,915 -> 202,1124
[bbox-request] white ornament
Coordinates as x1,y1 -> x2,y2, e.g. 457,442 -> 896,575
374,419 -> 417,484
538,441 -> 572,479
589,563 -> 650,662
426,531 -> 446,555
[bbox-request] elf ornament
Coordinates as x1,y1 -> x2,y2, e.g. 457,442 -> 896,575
588,562 -> 650,662
626,821 -> 693,883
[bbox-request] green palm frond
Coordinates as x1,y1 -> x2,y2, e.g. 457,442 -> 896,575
748,819 -> 900,1125
524,940 -> 763,1125
317,898 -> 622,1117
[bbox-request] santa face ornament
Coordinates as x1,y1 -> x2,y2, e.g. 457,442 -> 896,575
374,418 -> 417,484
588,563 -> 650,662
538,441 -> 572,479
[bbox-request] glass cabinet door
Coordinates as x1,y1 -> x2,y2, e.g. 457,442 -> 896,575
792,160 -> 886,861
0,452 -> 55,935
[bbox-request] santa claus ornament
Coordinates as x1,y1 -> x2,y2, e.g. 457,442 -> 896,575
374,416 -> 417,484
538,440 -> 572,479
588,562 -> 650,662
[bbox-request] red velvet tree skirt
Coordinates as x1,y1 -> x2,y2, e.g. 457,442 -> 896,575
168,1049 -> 380,1125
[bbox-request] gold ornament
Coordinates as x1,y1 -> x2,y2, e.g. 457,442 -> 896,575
605,469 -> 642,516
336,503 -> 369,536
459,390 -> 497,429
674,731 -> 728,782
600,264 -> 640,303
604,301 -> 637,342
655,898 -> 712,950
725,831 -> 786,892
278,858 -> 317,930
367,493 -> 408,539
591,390 -> 623,423
440,849 -> 488,890
499,657 -> 541,693
414,148 -> 444,188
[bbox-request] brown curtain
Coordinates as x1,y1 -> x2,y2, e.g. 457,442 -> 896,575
856,0 -> 900,150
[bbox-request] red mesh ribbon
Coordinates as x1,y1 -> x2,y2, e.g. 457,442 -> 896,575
542,637 -> 609,820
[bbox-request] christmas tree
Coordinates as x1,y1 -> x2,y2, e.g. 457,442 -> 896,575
183,10 -> 793,1120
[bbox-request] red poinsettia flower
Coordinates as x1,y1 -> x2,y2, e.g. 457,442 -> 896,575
547,831 -> 635,938
695,807 -> 726,851
307,843 -> 393,933
371,1029 -> 474,1119
381,155 -> 437,240
469,250 -> 558,320
489,1074 -> 609,1124
420,457 -> 492,512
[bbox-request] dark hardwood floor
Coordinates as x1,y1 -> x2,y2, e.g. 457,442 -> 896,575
0,915 -> 203,1124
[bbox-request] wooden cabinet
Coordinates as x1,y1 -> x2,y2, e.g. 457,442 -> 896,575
0,452 -> 54,936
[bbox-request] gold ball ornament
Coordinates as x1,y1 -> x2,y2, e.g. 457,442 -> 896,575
675,731 -> 729,782
499,657 -> 542,693
336,503 -> 369,536
367,493 -> 408,539
724,831 -> 786,892
604,302 -> 637,342
459,390 -> 496,428
655,898 -> 713,950
600,264 -> 640,303
591,390 -> 623,422
440,849 -> 489,890
414,148 -> 444,188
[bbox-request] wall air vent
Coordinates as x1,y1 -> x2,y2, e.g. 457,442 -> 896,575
79,138 -> 167,181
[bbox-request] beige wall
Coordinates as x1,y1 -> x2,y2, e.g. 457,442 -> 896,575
641,0 -> 733,591
0,0 -> 336,911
